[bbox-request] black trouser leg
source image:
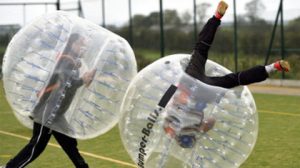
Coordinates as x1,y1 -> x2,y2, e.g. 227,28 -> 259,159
203,65 -> 269,88
185,16 -> 221,78
185,17 -> 269,88
52,131 -> 89,168
6,122 -> 51,168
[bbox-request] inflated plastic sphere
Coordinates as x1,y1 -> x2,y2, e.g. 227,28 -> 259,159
119,54 -> 258,168
2,11 -> 137,139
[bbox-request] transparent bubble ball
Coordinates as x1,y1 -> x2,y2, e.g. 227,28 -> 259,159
2,11 -> 137,139
119,54 -> 258,168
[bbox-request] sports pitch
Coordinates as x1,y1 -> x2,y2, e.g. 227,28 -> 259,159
0,81 -> 300,168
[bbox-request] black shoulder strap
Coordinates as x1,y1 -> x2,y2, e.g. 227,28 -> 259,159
158,85 -> 177,108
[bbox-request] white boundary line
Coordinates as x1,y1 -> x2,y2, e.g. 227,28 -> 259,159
0,130 -> 136,168
259,110 -> 300,117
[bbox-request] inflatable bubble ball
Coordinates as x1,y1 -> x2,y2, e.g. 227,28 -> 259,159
2,11 -> 137,139
119,54 -> 258,168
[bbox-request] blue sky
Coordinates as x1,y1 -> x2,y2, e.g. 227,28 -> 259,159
0,0 -> 299,26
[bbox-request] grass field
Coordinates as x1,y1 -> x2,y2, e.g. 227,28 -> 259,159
1,80 -> 300,168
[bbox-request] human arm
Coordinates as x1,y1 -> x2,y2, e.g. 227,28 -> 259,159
81,68 -> 96,87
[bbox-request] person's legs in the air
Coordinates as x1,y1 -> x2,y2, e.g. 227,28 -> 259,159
185,0 -> 228,80
185,1 -> 290,89
164,1 -> 228,148
203,60 -> 291,89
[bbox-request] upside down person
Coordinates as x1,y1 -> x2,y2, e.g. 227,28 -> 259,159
163,0 -> 291,148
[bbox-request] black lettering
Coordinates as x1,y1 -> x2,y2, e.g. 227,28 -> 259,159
142,128 -> 150,136
148,116 -> 156,123
137,106 -> 165,167
139,153 -> 144,161
154,109 -> 159,116
147,122 -> 153,129
139,147 -> 147,156
138,161 -> 144,168
140,141 -> 146,148
142,136 -> 147,143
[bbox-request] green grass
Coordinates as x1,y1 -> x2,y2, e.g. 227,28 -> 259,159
241,94 -> 300,168
1,80 -> 300,168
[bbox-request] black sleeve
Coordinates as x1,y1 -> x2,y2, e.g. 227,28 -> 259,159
72,77 -> 84,88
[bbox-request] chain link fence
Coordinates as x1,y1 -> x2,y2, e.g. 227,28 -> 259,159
0,0 -> 299,79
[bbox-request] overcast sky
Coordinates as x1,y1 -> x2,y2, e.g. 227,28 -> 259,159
0,0 -> 299,26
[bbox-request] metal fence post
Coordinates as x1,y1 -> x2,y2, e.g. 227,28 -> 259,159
280,0 -> 285,79
102,0 -> 106,27
193,0 -> 197,43
128,0 -> 133,46
56,0 -> 60,10
264,1 -> 282,65
233,0 -> 238,72
159,0 -> 165,58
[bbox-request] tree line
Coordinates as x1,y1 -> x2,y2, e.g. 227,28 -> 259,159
110,8 -> 300,57
1,0 -> 299,79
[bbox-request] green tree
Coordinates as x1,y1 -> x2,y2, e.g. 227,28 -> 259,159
245,0 -> 266,23
285,17 -> 300,52
196,3 -> 211,25
181,10 -> 192,25
164,10 -> 181,26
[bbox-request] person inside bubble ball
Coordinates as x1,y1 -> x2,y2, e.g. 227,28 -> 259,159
164,0 -> 291,148
4,33 -> 95,168
163,84 -> 216,148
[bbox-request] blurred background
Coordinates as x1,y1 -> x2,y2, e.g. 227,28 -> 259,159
0,1 -> 299,167
0,0 -> 299,80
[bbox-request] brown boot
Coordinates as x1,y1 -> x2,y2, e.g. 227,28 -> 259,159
274,60 -> 291,72
215,1 -> 228,19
